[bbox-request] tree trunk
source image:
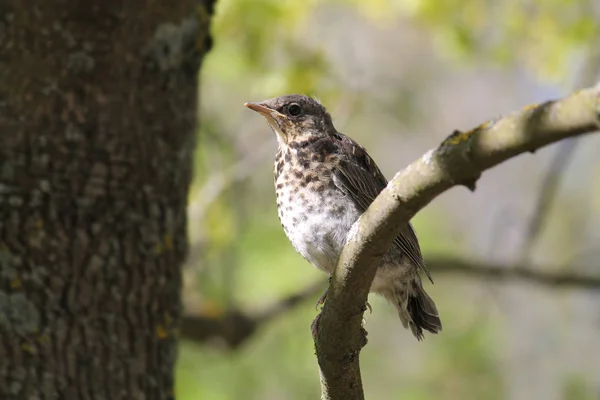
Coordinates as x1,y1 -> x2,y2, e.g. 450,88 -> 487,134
0,1 -> 214,398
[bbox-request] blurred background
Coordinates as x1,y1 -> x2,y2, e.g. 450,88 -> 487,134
178,0 -> 600,399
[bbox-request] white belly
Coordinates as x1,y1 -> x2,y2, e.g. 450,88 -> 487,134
276,181 -> 360,274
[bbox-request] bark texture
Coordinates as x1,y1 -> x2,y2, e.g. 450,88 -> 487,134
0,0 -> 214,398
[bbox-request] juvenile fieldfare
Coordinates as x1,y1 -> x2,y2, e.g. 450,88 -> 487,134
245,94 -> 442,340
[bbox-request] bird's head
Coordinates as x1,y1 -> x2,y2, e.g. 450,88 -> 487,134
245,94 -> 336,145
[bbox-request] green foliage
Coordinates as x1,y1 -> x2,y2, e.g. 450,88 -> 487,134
207,0 -> 597,95
205,0 -> 330,97
396,0 -> 597,81
176,209 -> 323,399
411,210 -> 465,257
562,375 -> 595,400
430,325 -> 504,400
234,208 -> 321,304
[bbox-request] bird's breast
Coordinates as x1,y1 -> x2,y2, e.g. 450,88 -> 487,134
274,152 -> 360,273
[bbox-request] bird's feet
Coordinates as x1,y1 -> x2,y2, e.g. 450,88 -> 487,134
314,287 -> 329,310
314,277 -> 372,313
314,276 -> 332,310
311,277 -> 372,337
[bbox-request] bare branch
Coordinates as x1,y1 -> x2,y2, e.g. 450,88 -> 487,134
254,280 -> 325,323
180,311 -> 254,348
427,258 -> 600,289
315,85 -> 600,400
180,256 -> 600,348
180,281 -> 324,348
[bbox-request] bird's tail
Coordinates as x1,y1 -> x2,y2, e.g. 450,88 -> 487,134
388,278 -> 442,341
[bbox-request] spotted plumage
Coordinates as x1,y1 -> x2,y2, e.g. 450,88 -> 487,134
245,94 -> 442,340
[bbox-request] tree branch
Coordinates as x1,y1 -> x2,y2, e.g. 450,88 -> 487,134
180,257 -> 600,348
427,257 -> 600,289
315,85 -> 600,400
180,280 -> 324,348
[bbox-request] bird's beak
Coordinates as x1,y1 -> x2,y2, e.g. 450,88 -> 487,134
244,102 -> 272,116
244,101 -> 289,143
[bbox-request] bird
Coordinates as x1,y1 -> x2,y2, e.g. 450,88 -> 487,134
244,94 -> 442,340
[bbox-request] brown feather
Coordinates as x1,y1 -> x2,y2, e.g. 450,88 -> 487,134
330,133 -> 434,283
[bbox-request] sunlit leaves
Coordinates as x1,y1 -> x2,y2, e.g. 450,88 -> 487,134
206,0 -> 323,96
393,0 -> 597,81
205,0 -> 596,103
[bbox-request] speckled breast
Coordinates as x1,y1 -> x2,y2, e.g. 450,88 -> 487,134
273,146 -> 360,273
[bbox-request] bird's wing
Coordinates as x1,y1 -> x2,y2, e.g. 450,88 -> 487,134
331,133 -> 433,283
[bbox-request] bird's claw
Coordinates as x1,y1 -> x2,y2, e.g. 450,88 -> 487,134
315,281 -> 330,310
314,289 -> 328,310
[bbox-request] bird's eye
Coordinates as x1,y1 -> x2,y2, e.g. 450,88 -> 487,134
287,103 -> 302,117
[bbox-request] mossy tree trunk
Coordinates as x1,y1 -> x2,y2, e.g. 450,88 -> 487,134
0,0 -> 213,398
